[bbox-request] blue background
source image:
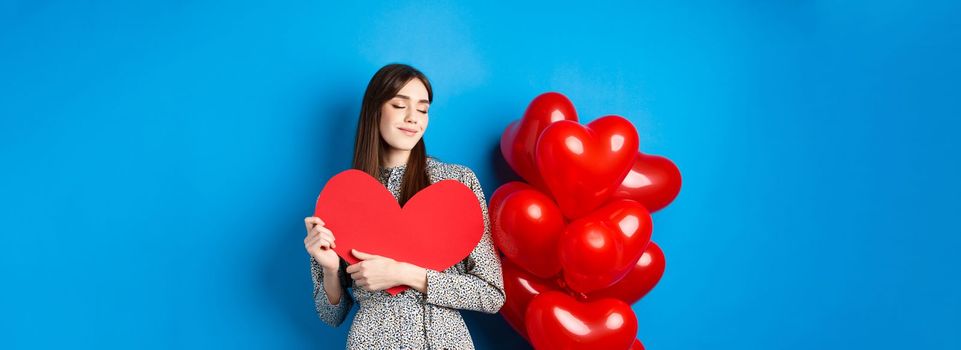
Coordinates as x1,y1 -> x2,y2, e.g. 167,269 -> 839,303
2,0 -> 959,349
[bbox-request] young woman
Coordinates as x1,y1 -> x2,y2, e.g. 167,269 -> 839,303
303,63 -> 505,349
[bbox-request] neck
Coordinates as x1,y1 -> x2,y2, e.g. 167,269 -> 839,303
382,148 -> 411,168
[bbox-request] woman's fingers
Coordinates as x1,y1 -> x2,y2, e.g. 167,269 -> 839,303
305,224 -> 334,243
319,231 -> 336,248
317,238 -> 333,250
304,216 -> 319,232
311,227 -> 335,245
312,225 -> 333,237
303,216 -> 336,251
310,223 -> 332,236
307,235 -> 333,251
304,216 -> 326,233
347,267 -> 378,290
304,234 -> 319,249
305,216 -> 325,225
346,262 -> 366,274
307,232 -> 333,244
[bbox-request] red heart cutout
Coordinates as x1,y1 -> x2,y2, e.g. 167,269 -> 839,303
609,152 -> 682,213
535,115 -> 639,219
500,92 -> 578,191
490,181 -> 567,278
586,241 -> 666,305
525,291 -> 638,350
559,199 -> 652,294
313,169 -> 485,295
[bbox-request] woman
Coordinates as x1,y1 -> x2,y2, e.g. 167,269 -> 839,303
303,63 -> 505,349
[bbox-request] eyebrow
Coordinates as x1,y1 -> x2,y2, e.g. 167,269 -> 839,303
394,94 -> 430,104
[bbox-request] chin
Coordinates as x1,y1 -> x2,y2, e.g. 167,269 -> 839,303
385,141 -> 419,151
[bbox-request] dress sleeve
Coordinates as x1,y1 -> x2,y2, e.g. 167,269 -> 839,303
310,255 -> 354,327
424,168 -> 506,314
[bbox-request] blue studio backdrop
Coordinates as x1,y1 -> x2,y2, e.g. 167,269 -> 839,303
2,1 -> 960,349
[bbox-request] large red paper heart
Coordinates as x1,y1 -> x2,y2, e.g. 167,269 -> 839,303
313,169 -> 484,295
490,181 -> 567,278
500,92 -> 578,191
525,291 -> 638,350
535,116 -> 639,219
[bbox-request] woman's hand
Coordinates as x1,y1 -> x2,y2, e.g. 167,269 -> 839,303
304,216 -> 339,271
347,249 -> 426,292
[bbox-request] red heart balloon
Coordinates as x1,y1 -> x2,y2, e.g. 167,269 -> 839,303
490,182 -> 567,278
631,339 -> 646,350
500,92 -> 578,191
535,116 -> 639,219
313,169 -> 484,295
609,152 -> 682,213
488,181 -> 529,226
499,259 -> 563,340
525,291 -> 638,350
586,241 -> 665,305
559,199 -> 652,294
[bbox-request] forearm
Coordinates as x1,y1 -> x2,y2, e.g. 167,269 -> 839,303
397,262 -> 428,293
310,256 -> 353,327
322,267 -> 343,305
423,268 -> 505,313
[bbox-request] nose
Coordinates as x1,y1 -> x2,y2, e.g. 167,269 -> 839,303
404,110 -> 418,124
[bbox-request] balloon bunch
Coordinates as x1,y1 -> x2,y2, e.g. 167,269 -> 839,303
491,92 -> 682,350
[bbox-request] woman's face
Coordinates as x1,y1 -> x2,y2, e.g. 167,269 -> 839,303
379,78 -> 430,151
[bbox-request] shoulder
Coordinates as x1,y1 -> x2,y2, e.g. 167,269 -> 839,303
426,156 -> 477,184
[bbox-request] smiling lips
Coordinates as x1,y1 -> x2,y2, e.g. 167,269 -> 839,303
398,126 -> 418,136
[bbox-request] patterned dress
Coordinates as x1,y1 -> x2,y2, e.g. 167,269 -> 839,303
309,156 -> 506,349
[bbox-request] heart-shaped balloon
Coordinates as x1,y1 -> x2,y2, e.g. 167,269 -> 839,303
500,92 -> 578,191
609,152 -> 682,213
559,199 -> 652,294
499,259 -> 563,340
490,182 -> 567,278
313,169 -> 484,295
488,181 -> 529,220
525,291 -> 638,350
535,116 -> 639,219
586,241 -> 665,305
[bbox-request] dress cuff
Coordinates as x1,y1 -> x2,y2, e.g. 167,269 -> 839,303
424,268 -> 442,303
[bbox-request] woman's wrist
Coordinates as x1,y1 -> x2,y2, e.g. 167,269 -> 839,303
396,261 -> 428,293
322,265 -> 339,275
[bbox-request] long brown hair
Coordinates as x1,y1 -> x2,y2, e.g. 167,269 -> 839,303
351,63 -> 433,206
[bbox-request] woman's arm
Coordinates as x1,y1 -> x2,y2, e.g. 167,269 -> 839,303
419,169 -> 506,314
397,262 -> 428,293
322,265 -> 344,305
310,256 -> 354,327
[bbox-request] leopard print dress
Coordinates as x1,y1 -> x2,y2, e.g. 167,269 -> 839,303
309,156 -> 506,349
